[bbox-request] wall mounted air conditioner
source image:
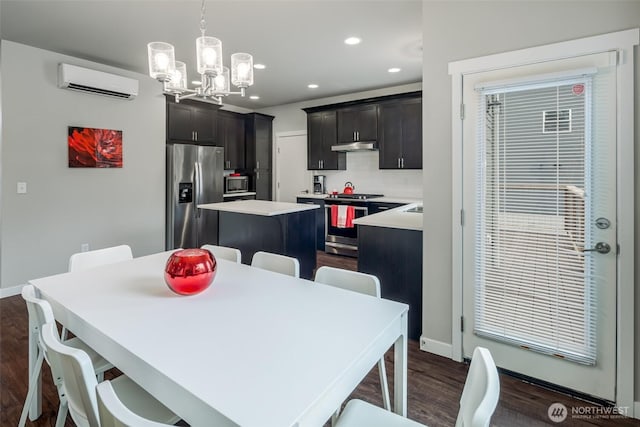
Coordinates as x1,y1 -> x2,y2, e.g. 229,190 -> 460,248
58,63 -> 139,100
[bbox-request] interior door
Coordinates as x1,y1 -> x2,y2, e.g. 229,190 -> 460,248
275,132 -> 311,202
461,52 -> 617,401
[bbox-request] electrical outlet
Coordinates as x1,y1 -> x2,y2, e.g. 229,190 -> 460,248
17,182 -> 27,194
80,243 -> 89,252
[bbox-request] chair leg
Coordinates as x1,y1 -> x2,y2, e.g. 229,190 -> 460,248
378,358 -> 391,411
331,408 -> 340,426
18,352 -> 44,427
54,401 -> 68,427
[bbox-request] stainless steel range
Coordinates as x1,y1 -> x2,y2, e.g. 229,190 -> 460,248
324,193 -> 383,257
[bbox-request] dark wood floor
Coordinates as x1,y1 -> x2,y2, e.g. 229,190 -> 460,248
1,252 -> 638,426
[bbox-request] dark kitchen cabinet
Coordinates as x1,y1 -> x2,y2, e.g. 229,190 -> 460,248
306,111 -> 345,171
166,99 -> 217,144
367,201 -> 404,215
217,110 -> 245,169
358,225 -> 423,340
337,104 -> 378,143
245,113 -> 274,200
296,197 -> 325,251
378,97 -> 422,169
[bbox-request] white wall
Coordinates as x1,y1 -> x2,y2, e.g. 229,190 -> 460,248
258,83 -> 422,198
0,41 -> 165,290
421,0 -> 640,406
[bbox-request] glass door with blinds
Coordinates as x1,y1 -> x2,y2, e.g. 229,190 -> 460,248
461,52 -> 617,401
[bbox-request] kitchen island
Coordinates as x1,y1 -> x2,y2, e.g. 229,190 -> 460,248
354,203 -> 423,340
199,200 -> 319,279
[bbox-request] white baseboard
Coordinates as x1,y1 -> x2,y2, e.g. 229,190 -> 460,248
419,336 -> 453,359
0,284 -> 24,298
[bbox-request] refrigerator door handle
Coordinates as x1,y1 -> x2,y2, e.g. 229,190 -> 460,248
195,161 -> 202,218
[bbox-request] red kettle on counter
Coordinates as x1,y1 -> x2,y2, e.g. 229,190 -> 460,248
343,182 -> 355,194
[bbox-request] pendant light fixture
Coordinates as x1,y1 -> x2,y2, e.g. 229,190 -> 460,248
147,0 -> 254,104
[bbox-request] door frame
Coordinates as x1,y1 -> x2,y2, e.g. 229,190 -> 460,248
449,29 -> 638,413
274,130 -> 309,201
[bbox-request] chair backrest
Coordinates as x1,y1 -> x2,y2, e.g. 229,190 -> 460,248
455,347 -> 500,427
40,322 -> 100,427
201,244 -> 242,263
97,380 -> 173,427
68,245 -> 133,272
251,251 -> 300,277
314,266 -> 380,298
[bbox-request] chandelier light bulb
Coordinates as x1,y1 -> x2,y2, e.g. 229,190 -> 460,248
213,67 -> 230,92
168,61 -> 187,90
196,36 -> 222,75
147,42 -> 176,81
231,53 -> 253,88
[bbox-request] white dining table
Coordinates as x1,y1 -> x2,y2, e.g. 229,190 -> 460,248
29,251 -> 409,427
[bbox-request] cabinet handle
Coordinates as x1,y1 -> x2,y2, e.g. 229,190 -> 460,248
321,160 -> 324,169
401,158 -> 404,168
397,158 -> 401,168
257,171 -> 260,180
353,131 -> 356,141
195,131 -> 198,141
356,131 -> 360,141
256,161 -> 260,169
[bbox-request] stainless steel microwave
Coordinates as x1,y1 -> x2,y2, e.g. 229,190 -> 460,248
225,176 -> 249,193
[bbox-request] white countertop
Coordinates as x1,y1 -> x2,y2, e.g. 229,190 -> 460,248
296,193 -> 421,204
353,202 -> 423,231
223,191 -> 256,198
199,200 -> 320,216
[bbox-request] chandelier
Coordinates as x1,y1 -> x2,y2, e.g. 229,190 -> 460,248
147,0 -> 254,104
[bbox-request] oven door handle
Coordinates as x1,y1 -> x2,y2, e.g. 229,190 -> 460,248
325,205 -> 368,212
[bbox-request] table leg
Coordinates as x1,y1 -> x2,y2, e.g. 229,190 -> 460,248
393,313 -> 408,416
28,313 -> 42,420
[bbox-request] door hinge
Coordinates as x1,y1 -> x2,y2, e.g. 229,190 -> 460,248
617,243 -> 620,255
460,316 -> 465,332
460,103 -> 465,120
460,209 -> 465,226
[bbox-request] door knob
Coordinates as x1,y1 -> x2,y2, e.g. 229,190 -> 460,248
582,242 -> 611,254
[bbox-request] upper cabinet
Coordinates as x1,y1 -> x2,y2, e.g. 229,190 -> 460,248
166,99 -> 217,144
306,111 -> 346,171
378,96 -> 422,169
303,91 -> 422,170
337,104 -> 378,143
217,110 -> 246,170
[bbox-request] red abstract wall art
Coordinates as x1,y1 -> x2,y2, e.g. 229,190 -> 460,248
68,127 -> 123,168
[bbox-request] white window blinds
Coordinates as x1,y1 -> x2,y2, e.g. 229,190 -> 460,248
474,76 -> 597,365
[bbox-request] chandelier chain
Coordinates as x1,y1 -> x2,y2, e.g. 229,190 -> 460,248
199,0 -> 206,37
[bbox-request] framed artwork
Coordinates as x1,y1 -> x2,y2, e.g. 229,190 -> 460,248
68,126 -> 123,168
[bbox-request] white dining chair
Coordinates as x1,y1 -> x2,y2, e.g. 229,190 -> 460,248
97,380 -> 175,427
335,347 -> 500,427
68,244 -> 133,272
251,251 -> 300,277
201,244 -> 242,263
314,266 -> 391,413
19,285 -> 114,427
40,322 -> 180,427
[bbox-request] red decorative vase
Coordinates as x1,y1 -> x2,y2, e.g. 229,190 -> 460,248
164,249 -> 217,295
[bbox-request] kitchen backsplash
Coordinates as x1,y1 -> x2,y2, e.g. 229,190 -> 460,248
317,151 -> 422,199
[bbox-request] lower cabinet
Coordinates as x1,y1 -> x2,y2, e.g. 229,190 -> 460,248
358,226 -> 422,340
296,197 -> 325,251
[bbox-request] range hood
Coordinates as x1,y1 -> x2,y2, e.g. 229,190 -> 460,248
331,142 -> 378,152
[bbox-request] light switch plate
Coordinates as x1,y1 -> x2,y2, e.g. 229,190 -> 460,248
17,182 -> 27,194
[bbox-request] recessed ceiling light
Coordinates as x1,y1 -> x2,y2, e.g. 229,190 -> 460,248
249,95 -> 260,100
344,37 -> 361,45
254,64 -> 266,70
192,80 -> 202,85
308,84 -> 319,89
388,67 -> 401,73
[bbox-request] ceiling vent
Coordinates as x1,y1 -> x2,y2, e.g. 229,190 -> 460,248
58,63 -> 138,100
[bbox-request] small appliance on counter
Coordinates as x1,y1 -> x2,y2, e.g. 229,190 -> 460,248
313,175 -> 326,194
225,174 -> 249,194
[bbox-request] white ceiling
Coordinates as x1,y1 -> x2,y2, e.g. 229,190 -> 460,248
0,0 -> 423,109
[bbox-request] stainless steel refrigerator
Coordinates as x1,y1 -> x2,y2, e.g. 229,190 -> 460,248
166,144 -> 224,250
